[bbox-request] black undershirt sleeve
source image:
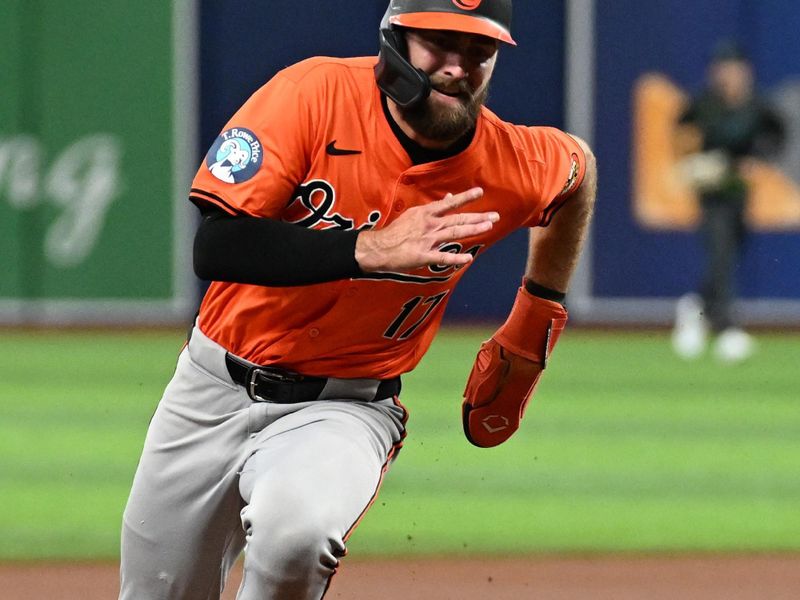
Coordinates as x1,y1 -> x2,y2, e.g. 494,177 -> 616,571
193,207 -> 364,286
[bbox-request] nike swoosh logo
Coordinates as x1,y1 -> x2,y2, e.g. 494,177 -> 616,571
326,140 -> 362,156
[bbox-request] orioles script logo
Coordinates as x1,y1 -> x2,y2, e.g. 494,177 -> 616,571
453,0 -> 482,9
285,179 -> 380,232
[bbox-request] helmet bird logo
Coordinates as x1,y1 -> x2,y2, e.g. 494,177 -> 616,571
452,0 -> 483,10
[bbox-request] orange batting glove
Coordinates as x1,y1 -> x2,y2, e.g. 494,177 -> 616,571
462,284 -> 568,448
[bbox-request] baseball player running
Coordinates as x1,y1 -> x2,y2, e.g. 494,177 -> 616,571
119,1 -> 597,598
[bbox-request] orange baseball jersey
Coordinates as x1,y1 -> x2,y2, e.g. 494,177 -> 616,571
190,56 -> 586,379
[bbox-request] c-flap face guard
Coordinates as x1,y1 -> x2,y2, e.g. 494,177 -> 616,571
375,28 -> 432,108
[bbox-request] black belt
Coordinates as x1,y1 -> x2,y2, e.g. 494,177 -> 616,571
225,353 -> 401,403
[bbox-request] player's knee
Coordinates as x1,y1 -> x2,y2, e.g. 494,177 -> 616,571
241,503 -> 345,580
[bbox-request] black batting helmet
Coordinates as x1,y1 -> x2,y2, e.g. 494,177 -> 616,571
375,0 -> 515,107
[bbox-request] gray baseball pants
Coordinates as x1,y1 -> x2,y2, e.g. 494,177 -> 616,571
119,326 -> 406,600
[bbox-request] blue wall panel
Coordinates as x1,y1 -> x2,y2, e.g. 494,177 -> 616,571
594,0 -> 800,300
198,1 -> 800,317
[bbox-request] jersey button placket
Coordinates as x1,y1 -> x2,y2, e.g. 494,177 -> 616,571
392,173 -> 413,214
309,328 -> 320,338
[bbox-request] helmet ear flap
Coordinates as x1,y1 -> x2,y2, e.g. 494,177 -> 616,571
382,26 -> 408,57
375,28 -> 432,108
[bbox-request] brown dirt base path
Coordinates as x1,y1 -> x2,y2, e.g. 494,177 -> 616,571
2,555 -> 799,599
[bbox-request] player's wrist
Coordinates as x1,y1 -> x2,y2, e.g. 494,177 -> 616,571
354,230 -> 382,273
523,277 -> 566,304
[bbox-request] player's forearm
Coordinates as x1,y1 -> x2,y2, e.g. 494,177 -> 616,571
193,211 -> 362,286
525,145 -> 597,293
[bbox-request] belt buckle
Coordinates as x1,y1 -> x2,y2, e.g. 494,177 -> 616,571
246,367 -> 300,402
247,368 -> 266,401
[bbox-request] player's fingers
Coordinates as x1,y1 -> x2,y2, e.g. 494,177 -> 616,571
440,211 -> 500,228
425,249 -> 475,267
431,187 -> 484,215
434,220 -> 495,243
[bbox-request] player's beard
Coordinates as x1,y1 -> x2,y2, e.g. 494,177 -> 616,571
400,77 -> 489,144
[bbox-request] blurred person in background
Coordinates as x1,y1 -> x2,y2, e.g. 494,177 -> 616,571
672,40 -> 784,363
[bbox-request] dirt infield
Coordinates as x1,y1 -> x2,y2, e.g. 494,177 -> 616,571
2,555 -> 799,599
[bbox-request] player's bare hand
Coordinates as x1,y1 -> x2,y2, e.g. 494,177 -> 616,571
355,187 -> 499,273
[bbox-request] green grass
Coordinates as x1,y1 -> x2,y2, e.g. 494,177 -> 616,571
354,329 -> 800,557
0,330 -> 183,560
1,328 -> 799,560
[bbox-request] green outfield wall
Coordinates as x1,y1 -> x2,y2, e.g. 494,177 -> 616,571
0,1 -> 195,323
